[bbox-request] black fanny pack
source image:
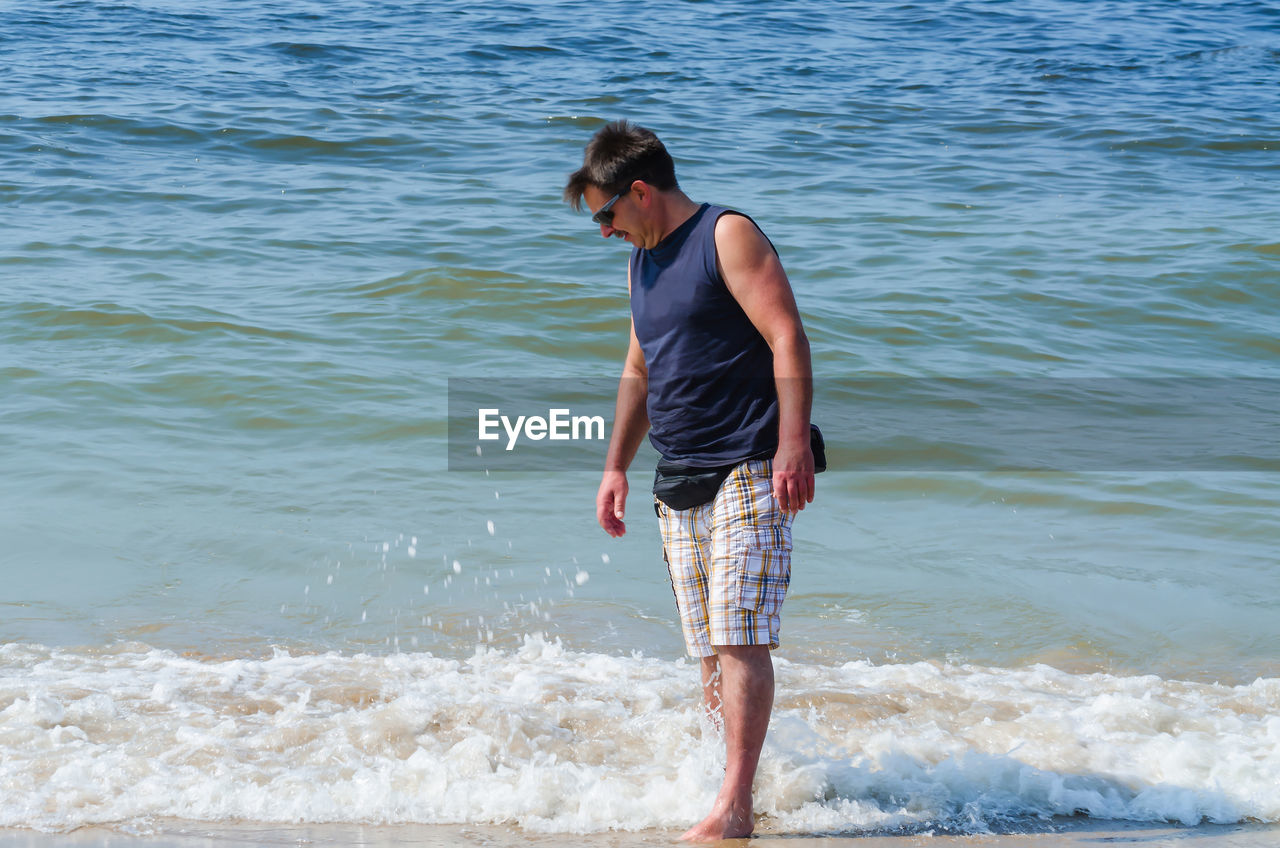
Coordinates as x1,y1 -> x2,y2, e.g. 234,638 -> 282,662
652,459 -> 737,511
653,424 -> 827,511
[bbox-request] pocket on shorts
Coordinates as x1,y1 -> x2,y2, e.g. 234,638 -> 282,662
729,525 -> 791,615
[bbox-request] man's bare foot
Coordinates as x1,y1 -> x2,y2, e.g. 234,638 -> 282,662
679,797 -> 754,842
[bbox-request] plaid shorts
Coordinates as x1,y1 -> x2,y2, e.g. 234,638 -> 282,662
655,458 -> 794,658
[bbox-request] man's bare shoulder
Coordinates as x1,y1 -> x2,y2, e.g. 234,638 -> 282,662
712,210 -> 771,254
714,210 -> 786,290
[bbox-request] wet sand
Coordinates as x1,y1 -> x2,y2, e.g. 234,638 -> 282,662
2,820 -> 1278,848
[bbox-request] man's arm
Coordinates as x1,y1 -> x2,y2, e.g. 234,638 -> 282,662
716,213 -> 815,513
598,317 -> 650,537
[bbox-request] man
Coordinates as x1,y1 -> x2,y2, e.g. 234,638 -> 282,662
564,120 -> 815,842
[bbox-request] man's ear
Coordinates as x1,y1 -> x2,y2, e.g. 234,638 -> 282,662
631,180 -> 652,208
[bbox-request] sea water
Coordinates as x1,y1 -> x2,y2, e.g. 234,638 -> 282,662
2,0 -> 1279,835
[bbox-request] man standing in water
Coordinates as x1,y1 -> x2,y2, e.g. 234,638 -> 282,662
564,121 -> 815,842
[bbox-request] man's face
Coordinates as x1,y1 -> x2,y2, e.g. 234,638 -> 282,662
584,184 -> 638,247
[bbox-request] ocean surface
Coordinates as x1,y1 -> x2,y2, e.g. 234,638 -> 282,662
2,0 -> 1279,836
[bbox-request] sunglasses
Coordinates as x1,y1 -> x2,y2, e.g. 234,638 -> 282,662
591,186 -> 631,226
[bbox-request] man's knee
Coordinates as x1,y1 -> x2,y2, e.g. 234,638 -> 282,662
712,644 -> 772,662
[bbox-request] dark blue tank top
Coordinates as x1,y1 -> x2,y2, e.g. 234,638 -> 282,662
629,203 -> 779,466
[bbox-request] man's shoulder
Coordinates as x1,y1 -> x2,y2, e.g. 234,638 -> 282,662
712,207 -> 755,231
712,208 -> 777,258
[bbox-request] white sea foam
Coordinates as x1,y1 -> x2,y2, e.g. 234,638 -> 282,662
0,639 -> 1276,834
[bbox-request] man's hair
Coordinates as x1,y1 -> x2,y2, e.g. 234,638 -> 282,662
563,120 -> 679,211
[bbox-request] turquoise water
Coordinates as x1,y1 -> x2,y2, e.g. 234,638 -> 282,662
2,0 -> 1279,834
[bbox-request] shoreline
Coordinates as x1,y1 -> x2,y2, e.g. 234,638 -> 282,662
2,820 -> 1278,848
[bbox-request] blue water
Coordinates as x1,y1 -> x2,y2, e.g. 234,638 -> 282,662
1,0 -> 1279,833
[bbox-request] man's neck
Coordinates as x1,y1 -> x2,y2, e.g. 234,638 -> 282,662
649,190 -> 702,247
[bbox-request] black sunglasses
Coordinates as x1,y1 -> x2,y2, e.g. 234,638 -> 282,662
591,185 -> 631,226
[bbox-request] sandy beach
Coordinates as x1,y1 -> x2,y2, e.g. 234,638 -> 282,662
2,821 -> 1279,848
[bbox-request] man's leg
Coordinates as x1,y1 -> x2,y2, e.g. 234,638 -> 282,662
700,655 -> 723,728
682,460 -> 792,842
681,644 -> 774,842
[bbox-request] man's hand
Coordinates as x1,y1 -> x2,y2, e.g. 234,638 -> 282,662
597,470 -> 629,537
772,440 -> 815,514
